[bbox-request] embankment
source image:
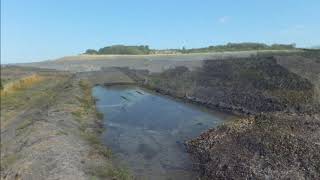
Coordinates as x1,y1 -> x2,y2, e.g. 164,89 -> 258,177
118,52 -> 320,179
0,67 -> 132,180
8,52 -> 320,179
120,55 -> 318,115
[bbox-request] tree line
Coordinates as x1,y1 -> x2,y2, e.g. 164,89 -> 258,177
84,45 -> 150,55
84,43 -> 297,55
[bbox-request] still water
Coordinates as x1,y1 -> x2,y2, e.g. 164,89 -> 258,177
92,85 -> 235,180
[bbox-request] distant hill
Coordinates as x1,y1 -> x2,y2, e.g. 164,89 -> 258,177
84,43 -> 297,55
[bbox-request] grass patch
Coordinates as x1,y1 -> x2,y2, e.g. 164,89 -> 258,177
74,80 -> 96,118
73,79 -> 105,130
0,74 -> 44,96
107,167 -> 132,180
1,75 -> 69,125
72,110 -> 83,118
96,145 -> 113,158
77,79 -> 130,178
88,165 -> 133,180
80,131 -> 100,145
80,131 -> 113,158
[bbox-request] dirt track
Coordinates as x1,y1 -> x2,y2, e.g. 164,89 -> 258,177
1,68 -> 134,180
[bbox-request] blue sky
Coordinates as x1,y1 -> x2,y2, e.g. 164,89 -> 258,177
1,0 -> 320,64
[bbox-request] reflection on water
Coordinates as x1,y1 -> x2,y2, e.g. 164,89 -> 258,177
92,85 -> 235,180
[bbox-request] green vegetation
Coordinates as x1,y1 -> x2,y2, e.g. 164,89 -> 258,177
89,165 -> 132,180
81,130 -> 113,158
73,80 -> 101,129
0,75 -> 66,124
84,45 -> 150,55
74,79 -> 132,178
180,43 -> 296,53
106,167 -> 132,180
75,80 -> 110,156
84,43 -> 297,55
72,80 -> 98,126
85,49 -> 98,54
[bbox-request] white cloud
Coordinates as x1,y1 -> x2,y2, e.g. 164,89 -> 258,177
218,16 -> 230,24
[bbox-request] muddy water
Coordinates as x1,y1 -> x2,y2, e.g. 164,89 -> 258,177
92,85 -> 235,180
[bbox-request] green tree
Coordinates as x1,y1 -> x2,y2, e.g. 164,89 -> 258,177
84,49 -> 98,54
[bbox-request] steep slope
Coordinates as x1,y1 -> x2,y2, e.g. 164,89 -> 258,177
124,56 -> 316,114
119,52 -> 320,179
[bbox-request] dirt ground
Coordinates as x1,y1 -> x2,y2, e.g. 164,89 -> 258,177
0,67 -> 133,180
2,50 -> 319,179
17,50 -> 299,73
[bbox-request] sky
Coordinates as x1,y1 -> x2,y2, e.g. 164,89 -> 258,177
1,0 -> 320,64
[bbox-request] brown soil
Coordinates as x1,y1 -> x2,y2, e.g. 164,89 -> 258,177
1,67 -> 133,180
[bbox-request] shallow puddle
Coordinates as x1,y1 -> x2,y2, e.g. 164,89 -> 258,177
92,85 -> 235,180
